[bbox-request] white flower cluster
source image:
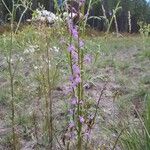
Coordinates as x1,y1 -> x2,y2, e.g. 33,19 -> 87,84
49,46 -> 60,52
23,45 -> 39,54
33,9 -> 62,25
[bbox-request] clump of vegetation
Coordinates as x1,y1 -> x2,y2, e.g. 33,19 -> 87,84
0,0 -> 150,150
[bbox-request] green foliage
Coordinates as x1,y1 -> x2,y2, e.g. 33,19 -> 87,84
119,94 -> 150,150
145,94 -> 150,149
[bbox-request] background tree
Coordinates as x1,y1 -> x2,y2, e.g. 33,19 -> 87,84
0,0 -> 150,32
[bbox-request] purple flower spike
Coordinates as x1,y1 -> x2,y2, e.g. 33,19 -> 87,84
68,44 -> 75,52
72,64 -> 80,74
67,18 -> 78,39
72,27 -> 78,39
79,116 -> 85,123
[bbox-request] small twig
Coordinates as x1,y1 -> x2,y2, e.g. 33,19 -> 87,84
1,0 -> 12,15
53,132 -> 64,150
15,7 -> 28,33
93,83 -> 107,124
83,83 -> 107,132
112,126 -> 127,150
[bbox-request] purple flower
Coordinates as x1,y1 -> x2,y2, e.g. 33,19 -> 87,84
69,121 -> 75,128
74,74 -> 81,84
69,75 -> 74,82
79,40 -> 84,48
71,81 -> 77,89
67,18 -> 78,39
72,26 -> 78,39
68,109 -> 74,115
70,76 -> 81,89
89,114 -> 94,120
68,44 -> 75,52
71,97 -> 77,105
71,50 -> 78,62
84,54 -> 92,63
70,65 -> 81,88
79,116 -> 85,123
72,64 -> 80,74
70,132 -> 76,139
67,19 -> 78,39
67,19 -> 73,31
85,130 -> 91,140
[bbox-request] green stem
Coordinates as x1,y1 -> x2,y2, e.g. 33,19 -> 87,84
9,1 -> 16,149
46,34 -> 53,149
77,30 -> 82,150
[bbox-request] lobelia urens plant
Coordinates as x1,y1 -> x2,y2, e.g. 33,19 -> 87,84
62,1 -> 85,149
66,17 -> 84,150
62,1 -> 106,149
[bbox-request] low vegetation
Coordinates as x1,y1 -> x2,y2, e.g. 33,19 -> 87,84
0,0 -> 150,150
0,24 -> 150,149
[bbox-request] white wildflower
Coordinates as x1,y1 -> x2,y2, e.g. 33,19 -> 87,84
33,65 -> 38,70
19,57 -> 24,62
23,49 -> 30,54
53,46 -> 59,52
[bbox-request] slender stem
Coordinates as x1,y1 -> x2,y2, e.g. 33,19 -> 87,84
106,2 -> 121,34
32,111 -> 39,145
67,142 -> 70,150
1,0 -> 12,15
15,7 -> 28,33
77,24 -> 82,150
54,132 -> 63,150
46,34 -> 53,149
83,0 -> 92,31
113,9 -> 119,37
112,127 -> 127,150
43,75 -> 50,143
133,105 -> 150,139
69,21 -> 76,121
9,1 -> 17,149
93,83 -> 107,124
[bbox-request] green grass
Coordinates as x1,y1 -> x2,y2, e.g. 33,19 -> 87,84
0,25 -> 150,149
